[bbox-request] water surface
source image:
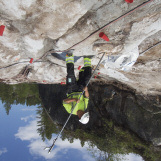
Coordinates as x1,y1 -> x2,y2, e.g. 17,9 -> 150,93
0,83 -> 150,161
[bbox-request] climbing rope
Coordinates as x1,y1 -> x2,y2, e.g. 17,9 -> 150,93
140,41 -> 161,56
1,40 -> 160,71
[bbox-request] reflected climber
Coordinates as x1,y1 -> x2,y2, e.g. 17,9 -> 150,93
63,50 -> 91,124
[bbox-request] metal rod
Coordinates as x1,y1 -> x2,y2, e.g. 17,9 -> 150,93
45,52 -> 106,153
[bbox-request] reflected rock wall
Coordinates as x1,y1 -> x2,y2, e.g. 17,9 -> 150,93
39,82 -> 161,146
89,82 -> 161,146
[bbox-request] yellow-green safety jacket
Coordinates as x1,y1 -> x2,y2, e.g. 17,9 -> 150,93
63,92 -> 89,115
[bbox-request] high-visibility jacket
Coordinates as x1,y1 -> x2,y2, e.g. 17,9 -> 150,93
63,92 -> 89,115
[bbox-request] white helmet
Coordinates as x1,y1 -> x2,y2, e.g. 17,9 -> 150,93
79,112 -> 89,124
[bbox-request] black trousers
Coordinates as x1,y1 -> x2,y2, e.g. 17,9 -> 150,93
66,63 -> 91,94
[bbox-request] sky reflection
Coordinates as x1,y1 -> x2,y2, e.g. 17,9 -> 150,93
0,101 -> 144,161
0,101 -> 95,161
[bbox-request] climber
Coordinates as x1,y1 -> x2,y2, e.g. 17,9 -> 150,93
63,50 -> 91,124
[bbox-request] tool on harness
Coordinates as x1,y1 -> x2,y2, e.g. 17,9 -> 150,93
44,52 -> 105,154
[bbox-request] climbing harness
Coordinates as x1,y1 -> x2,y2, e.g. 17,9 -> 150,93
44,52 -> 106,153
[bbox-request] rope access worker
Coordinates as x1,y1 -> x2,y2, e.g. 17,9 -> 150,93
63,50 -> 91,124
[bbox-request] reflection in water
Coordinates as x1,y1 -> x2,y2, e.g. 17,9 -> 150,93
0,83 -> 161,161
0,83 -> 40,115
14,115 -> 93,160
38,84 -> 161,161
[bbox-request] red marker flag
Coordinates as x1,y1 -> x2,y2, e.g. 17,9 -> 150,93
125,0 -> 133,3
99,32 -> 109,42
29,58 -> 34,64
0,25 -> 5,36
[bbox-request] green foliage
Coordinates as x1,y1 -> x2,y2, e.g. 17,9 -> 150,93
0,83 -> 41,115
37,106 -> 60,141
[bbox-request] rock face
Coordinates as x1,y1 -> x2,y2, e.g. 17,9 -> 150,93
0,0 -> 161,95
